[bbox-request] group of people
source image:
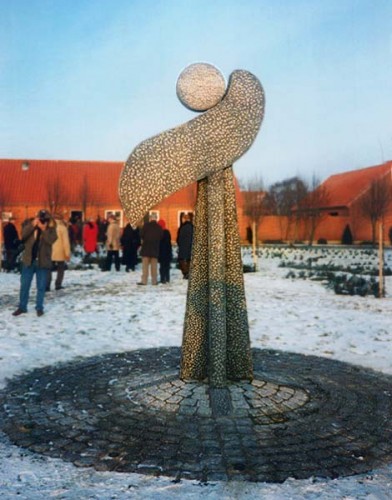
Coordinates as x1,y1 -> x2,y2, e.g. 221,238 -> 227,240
100,214 -> 141,272
5,210 -> 194,316
138,212 -> 194,286
68,215 -> 106,252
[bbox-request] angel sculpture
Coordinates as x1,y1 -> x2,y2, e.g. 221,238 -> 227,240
119,63 -> 265,387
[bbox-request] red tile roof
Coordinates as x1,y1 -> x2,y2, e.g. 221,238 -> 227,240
0,158 -> 201,208
316,161 -> 392,209
0,159 -> 123,206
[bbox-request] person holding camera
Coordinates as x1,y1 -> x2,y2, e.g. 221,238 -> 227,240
12,209 -> 58,317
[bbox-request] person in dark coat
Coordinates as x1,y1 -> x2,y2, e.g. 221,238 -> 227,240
70,217 -> 82,247
121,223 -> 141,272
96,216 -> 108,246
157,219 -> 172,284
177,213 -> 193,279
3,217 -> 19,272
138,213 -> 163,285
68,218 -> 76,252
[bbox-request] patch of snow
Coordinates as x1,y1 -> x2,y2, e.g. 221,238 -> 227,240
0,248 -> 391,498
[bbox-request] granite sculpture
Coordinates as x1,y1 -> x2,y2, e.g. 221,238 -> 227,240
119,62 -> 265,386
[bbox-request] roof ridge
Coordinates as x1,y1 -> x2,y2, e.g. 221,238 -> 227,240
0,158 -> 123,165
328,161 -> 392,179
348,166 -> 392,207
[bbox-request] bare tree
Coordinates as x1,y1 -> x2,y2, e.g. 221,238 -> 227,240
46,176 -> 68,214
264,176 -> 308,241
297,175 -> 330,245
79,174 -> 97,219
359,177 -> 391,245
0,186 -> 8,214
241,175 -> 265,269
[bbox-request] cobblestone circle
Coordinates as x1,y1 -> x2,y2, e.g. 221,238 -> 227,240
0,347 -> 391,483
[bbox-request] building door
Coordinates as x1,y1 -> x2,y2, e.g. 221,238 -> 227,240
70,210 -> 83,223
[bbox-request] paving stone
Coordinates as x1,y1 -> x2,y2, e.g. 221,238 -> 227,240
0,347 -> 391,482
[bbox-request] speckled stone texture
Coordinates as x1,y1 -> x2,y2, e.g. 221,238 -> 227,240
180,167 -> 253,384
1,348 -> 391,483
119,65 -> 264,385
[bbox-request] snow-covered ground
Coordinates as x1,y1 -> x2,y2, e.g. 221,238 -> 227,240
0,247 -> 392,499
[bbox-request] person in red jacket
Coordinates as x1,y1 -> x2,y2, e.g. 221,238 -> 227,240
83,218 -> 98,259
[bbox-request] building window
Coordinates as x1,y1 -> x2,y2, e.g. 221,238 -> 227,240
105,209 -> 123,227
70,210 -> 83,223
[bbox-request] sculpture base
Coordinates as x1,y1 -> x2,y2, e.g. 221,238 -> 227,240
1,347 -> 391,483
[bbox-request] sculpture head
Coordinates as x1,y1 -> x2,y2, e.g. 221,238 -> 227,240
176,62 -> 226,112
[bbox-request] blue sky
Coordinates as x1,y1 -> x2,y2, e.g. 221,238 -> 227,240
1,0 -> 391,185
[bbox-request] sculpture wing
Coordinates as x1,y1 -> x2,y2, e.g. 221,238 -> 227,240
119,70 -> 265,225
